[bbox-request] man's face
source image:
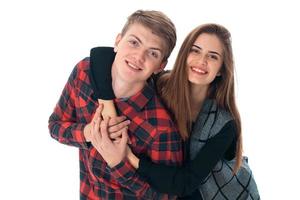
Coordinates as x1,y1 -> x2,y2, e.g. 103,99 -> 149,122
112,23 -> 167,87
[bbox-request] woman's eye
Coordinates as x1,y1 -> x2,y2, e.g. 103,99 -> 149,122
208,54 -> 218,60
190,48 -> 200,54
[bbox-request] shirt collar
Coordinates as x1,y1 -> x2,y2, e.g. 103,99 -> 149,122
115,83 -> 155,111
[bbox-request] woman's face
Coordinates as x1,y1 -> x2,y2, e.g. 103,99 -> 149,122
187,33 -> 224,87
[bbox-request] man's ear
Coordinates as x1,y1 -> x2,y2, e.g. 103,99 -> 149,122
154,60 -> 168,74
114,34 -> 122,52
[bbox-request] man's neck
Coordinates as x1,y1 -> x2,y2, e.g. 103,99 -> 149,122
111,62 -> 146,98
112,78 -> 145,99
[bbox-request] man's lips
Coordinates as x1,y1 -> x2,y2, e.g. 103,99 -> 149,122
126,60 -> 142,70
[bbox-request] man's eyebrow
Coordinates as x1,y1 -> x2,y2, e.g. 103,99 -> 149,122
129,34 -> 142,44
192,44 -> 221,56
129,34 -> 163,53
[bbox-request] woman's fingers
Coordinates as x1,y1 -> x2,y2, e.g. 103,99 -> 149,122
109,126 -> 128,139
108,116 -> 127,126
108,118 -> 130,133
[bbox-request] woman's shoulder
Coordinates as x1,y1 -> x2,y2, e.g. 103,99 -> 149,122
199,99 -> 232,120
192,99 -> 234,139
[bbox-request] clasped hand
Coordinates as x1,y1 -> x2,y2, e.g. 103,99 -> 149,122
89,104 -> 131,167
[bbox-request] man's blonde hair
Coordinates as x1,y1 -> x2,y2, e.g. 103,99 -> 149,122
121,10 -> 176,61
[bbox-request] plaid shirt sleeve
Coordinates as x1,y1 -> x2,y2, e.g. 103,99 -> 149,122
110,128 -> 183,199
48,60 -> 89,149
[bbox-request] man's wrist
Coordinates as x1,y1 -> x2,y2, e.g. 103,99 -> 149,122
107,159 -> 123,168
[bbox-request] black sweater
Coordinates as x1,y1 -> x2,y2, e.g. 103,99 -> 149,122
137,120 -> 236,199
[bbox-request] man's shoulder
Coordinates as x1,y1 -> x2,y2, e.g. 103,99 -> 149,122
71,57 -> 91,82
75,57 -> 90,72
67,57 -> 94,97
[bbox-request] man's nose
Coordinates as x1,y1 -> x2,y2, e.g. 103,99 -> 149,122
134,49 -> 146,64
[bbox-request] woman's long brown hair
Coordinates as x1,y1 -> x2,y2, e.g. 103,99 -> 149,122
157,23 -> 243,173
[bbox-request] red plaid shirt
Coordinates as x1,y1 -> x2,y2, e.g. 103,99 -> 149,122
48,58 -> 183,199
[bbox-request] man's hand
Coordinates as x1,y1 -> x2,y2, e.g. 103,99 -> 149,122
91,114 -> 129,168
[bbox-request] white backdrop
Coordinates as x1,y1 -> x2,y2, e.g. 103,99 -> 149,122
1,0 -> 299,199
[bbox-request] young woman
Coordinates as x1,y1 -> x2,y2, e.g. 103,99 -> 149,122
91,23 -> 259,199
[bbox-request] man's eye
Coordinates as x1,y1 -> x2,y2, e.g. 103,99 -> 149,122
149,51 -> 159,58
129,40 -> 138,46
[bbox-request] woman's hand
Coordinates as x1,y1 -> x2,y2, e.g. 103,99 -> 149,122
107,116 -> 130,142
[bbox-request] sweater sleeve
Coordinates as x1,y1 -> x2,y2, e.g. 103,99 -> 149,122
89,47 -> 115,100
136,120 -> 236,196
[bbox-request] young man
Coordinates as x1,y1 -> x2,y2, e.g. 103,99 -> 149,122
48,10 -> 183,199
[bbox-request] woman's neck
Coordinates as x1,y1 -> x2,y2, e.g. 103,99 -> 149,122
190,84 -> 208,121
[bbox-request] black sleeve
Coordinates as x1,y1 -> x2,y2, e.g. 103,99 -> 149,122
89,47 -> 116,100
137,120 -> 236,196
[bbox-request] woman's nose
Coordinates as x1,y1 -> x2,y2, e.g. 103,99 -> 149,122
196,54 -> 207,66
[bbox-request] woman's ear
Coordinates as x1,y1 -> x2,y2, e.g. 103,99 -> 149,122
217,64 -> 224,76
